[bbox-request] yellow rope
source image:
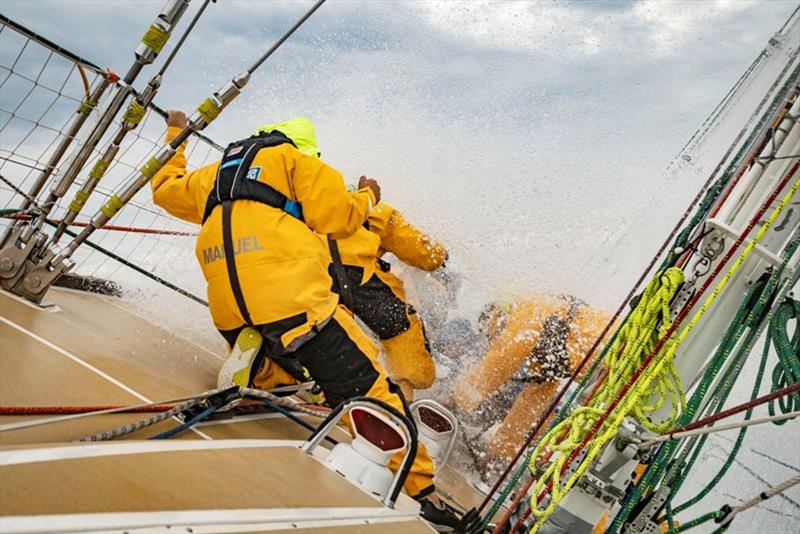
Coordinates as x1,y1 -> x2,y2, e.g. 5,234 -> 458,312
529,178 -> 799,532
528,267 -> 684,524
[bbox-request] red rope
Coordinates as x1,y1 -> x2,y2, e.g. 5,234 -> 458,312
673,381 -> 800,435
535,162 -> 797,507
0,399 -> 330,417
0,404 -> 176,415
2,214 -> 196,236
475,122 -> 753,517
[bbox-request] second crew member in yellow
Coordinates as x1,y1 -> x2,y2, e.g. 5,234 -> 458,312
333,202 -> 447,399
151,112 -> 461,529
437,294 -> 610,472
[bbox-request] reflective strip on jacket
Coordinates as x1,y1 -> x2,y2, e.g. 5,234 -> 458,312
151,126 -> 376,348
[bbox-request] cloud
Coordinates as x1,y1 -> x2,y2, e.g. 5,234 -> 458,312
1,0 -> 798,308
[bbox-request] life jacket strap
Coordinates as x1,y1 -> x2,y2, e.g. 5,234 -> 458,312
221,199 -> 253,325
202,131 -> 303,224
206,132 -> 300,326
327,237 -> 354,311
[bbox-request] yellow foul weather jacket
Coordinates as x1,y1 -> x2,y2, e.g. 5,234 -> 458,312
151,125 -> 376,350
452,295 -> 611,459
337,202 -> 447,284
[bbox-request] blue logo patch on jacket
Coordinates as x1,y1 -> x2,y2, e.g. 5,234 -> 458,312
246,167 -> 261,181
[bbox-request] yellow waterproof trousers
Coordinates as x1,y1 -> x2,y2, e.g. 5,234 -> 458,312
254,305 -> 436,497
372,269 -> 436,392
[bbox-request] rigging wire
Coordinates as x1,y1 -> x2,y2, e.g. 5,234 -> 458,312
247,0 -> 326,75
1,212 -> 196,236
480,72 -> 800,530
638,410 -> 800,449
662,474 -> 800,534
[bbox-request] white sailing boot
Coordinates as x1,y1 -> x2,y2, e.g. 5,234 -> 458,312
217,327 -> 263,388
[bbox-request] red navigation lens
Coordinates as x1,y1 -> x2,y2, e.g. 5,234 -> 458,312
351,408 -> 405,451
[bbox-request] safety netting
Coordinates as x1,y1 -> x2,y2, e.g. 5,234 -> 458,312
0,15 -> 220,299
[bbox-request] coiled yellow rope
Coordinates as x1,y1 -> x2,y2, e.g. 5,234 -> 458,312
528,177 -> 799,532
528,267 -> 684,522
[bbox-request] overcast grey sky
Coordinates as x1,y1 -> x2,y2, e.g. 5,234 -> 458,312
1,0 -> 798,307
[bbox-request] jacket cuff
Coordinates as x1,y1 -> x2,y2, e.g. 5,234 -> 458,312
165,125 -> 183,143
359,187 -> 377,209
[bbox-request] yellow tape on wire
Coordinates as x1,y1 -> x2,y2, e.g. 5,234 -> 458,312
77,99 -> 97,116
88,159 -> 110,181
197,97 -> 221,124
140,24 -> 170,54
140,156 -> 163,179
68,189 -> 89,213
122,100 -> 146,125
100,194 -> 124,218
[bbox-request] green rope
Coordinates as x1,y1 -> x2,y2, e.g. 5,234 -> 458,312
664,510 -> 724,533
669,291 -> 773,516
665,274 -> 773,510
768,298 -> 800,420
611,231 -> 800,533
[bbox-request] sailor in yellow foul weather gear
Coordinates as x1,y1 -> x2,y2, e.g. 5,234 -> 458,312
335,203 -> 447,399
150,113 -> 451,517
442,295 -> 610,468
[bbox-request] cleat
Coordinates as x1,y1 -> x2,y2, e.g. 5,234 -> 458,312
217,327 -> 262,388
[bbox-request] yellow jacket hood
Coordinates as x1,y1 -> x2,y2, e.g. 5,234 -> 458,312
253,117 -> 319,158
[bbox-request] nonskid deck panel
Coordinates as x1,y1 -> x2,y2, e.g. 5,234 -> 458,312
0,287 -> 451,532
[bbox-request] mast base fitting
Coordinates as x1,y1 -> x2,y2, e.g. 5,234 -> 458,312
0,227 -> 47,285
8,247 -> 75,304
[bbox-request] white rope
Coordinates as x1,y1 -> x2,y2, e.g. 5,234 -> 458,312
78,398 -> 201,442
638,410 -> 800,449
718,474 -> 800,528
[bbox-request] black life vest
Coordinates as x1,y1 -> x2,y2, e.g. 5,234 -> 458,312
204,131 -> 353,330
202,131 -> 302,225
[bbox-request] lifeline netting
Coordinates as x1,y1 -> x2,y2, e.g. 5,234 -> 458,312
0,16 -> 220,292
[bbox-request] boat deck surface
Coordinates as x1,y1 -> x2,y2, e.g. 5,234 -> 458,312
0,287 -> 492,532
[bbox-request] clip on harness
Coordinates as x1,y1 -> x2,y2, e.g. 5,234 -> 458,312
202,132 -> 353,327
